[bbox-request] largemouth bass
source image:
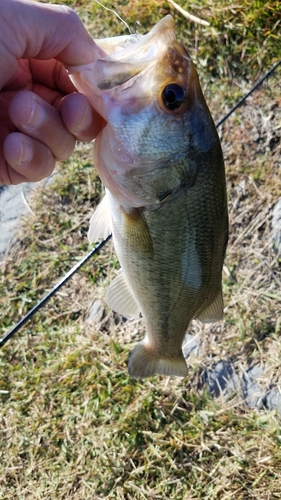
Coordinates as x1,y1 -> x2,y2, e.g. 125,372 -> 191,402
69,15 -> 228,378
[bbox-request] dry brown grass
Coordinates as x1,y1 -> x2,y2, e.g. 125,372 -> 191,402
0,1 -> 281,498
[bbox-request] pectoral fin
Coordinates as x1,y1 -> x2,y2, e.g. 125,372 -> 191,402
88,194 -> 112,243
121,207 -> 153,254
196,290 -> 224,324
106,269 -> 141,320
128,340 -> 188,379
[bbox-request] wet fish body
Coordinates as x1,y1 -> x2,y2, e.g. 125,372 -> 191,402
69,16 -> 228,378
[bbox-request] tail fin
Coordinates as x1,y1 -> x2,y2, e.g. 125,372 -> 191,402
128,341 -> 188,379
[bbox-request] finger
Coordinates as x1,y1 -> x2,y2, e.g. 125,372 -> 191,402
3,132 -> 56,183
0,154 -> 29,185
60,93 -> 104,142
9,90 -> 76,160
30,59 -> 76,95
0,1 -> 103,89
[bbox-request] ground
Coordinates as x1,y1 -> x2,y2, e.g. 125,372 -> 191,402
0,1 -> 281,498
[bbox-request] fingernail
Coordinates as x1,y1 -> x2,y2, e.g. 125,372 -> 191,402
19,139 -> 33,164
76,104 -> 92,132
23,96 -> 45,129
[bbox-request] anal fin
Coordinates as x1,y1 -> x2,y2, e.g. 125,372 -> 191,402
106,269 -> 141,320
88,193 -> 112,243
128,340 -> 188,379
196,289 -> 224,324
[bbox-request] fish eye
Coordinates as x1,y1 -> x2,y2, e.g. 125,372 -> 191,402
162,84 -> 185,111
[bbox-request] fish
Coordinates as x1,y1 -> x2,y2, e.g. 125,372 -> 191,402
68,15 -> 228,378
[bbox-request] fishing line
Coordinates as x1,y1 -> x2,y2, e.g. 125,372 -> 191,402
93,0 -> 132,34
1,58 -> 280,348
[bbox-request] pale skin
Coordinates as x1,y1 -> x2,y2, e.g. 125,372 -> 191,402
0,0 -> 104,185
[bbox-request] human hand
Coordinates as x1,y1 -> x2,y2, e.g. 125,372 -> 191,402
0,0 -> 104,185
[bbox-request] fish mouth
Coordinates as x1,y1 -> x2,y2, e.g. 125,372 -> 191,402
91,15 -> 179,91
96,15 -> 177,64
69,15 -> 202,119
68,15 -> 176,86
95,17 -> 202,122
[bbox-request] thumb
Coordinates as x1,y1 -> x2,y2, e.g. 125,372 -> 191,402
0,0 -> 103,89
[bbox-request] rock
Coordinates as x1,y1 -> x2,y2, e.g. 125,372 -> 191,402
201,361 -> 239,397
0,183 -> 38,262
86,299 -> 105,324
182,332 -> 200,358
264,389 -> 281,413
241,365 -> 265,409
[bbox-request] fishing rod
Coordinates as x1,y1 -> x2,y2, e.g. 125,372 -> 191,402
1,57 -> 280,348
0,236 -> 111,347
216,58 -> 281,128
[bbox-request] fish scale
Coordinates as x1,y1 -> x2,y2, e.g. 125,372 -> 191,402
69,15 -> 228,378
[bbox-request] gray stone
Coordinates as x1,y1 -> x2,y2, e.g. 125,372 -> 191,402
86,299 -> 105,324
0,182 -> 38,261
264,389 -> 281,413
241,365 -> 265,409
201,361 -> 239,397
182,332 -> 281,413
182,332 -> 200,358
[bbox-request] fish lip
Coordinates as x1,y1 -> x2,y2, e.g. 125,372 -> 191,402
99,15 -> 176,62
68,15 -> 177,94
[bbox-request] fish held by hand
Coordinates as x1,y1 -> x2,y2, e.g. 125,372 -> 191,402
68,15 -> 228,379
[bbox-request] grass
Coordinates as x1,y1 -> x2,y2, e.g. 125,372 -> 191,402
1,0 -> 281,498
